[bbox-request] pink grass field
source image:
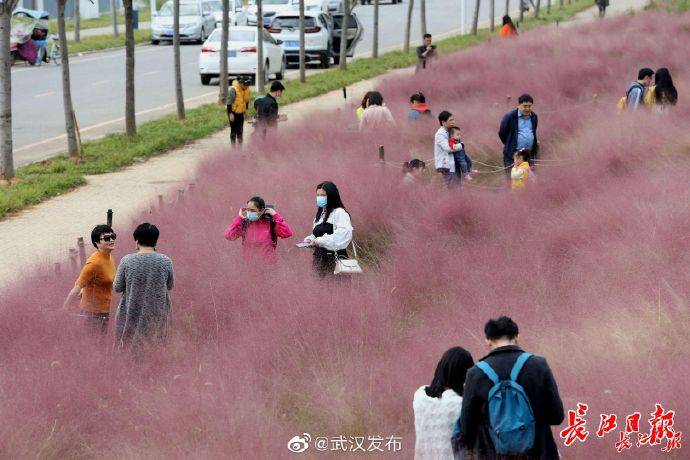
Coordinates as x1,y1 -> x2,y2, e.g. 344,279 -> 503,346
1,10 -> 689,459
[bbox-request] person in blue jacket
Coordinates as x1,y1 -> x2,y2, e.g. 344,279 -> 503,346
498,94 -> 539,181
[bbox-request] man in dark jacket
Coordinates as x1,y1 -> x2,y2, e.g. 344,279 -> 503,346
253,81 -> 286,138
498,94 -> 539,180
460,316 -> 564,460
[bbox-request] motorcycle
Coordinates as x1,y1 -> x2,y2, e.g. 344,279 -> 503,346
10,8 -> 50,66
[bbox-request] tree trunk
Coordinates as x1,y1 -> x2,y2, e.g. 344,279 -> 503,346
173,0 -> 185,120
420,0 -> 427,36
219,0 -> 229,103
535,0 -> 540,18
403,0 -> 414,52
299,0 -> 305,81
0,5 -> 18,181
74,0 -> 81,42
559,0 -> 563,9
490,0 -> 495,31
58,0 -> 79,158
372,0 -> 379,58
124,0 -> 136,136
471,0 -> 480,35
111,0 -> 119,37
519,0 -> 525,22
256,0 -> 265,92
338,0 -> 350,70
505,0 -> 509,16
547,0 -> 551,14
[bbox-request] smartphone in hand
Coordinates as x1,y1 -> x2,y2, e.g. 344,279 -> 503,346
296,242 -> 312,248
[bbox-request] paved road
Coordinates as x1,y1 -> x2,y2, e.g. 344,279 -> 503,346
11,0 -> 518,166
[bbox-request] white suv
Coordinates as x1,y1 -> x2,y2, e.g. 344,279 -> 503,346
267,12 -> 333,68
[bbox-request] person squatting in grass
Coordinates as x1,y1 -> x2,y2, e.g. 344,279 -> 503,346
511,148 -> 532,190
226,76 -> 252,146
435,111 -> 462,188
500,15 -> 519,37
499,94 -> 539,182
114,223 -> 175,350
460,316 -> 565,460
224,196 -> 293,262
620,67 -> 654,110
403,159 -> 427,184
63,224 -> 117,336
413,347 -> 475,460
301,181 -> 354,277
448,125 -> 478,182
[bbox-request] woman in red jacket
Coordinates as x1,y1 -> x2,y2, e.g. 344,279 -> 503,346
224,196 -> 293,262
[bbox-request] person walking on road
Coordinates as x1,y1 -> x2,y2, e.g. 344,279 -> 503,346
114,223 -> 175,350
416,34 -> 437,72
226,76 -> 252,146
595,0 -> 609,17
499,94 -> 539,180
254,81 -> 287,138
460,316 -> 565,460
63,225 -> 117,335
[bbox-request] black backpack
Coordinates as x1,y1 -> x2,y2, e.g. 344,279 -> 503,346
241,216 -> 277,248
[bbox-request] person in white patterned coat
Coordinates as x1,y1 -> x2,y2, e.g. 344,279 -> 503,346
414,347 -> 475,460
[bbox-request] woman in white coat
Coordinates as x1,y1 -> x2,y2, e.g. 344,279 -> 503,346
302,181 -> 353,277
414,346 -> 475,460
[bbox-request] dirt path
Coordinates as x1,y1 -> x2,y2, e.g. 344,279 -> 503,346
0,0 -> 650,287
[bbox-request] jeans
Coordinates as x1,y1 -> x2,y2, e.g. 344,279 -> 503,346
441,170 -> 462,188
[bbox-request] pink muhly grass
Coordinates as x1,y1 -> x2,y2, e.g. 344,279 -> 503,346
0,10 -> 689,459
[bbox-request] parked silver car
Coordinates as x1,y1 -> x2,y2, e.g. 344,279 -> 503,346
151,0 -> 217,45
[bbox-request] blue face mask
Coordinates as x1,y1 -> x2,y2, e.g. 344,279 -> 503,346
246,211 -> 260,222
316,196 -> 327,208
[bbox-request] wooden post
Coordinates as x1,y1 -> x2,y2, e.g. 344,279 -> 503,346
342,87 -> 347,99
506,95 -> 512,108
69,248 -> 78,272
378,145 -> 385,162
189,183 -> 196,193
107,209 -> 113,227
158,194 -> 164,210
54,262 -> 61,275
547,0 -> 551,15
178,189 -> 185,202
77,237 -> 86,265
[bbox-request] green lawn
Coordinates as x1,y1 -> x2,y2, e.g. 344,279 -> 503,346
0,0 -> 592,219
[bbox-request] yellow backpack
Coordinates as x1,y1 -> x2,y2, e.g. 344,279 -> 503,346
617,83 -> 644,112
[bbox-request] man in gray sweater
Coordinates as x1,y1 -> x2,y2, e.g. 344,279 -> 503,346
114,223 -> 174,350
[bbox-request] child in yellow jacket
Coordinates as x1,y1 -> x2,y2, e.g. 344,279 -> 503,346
511,149 -> 531,190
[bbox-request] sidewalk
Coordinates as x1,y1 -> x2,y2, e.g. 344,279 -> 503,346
67,22 -> 151,41
0,0 -> 649,287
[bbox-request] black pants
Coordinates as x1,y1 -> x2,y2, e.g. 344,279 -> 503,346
313,247 -> 348,278
230,112 -> 245,144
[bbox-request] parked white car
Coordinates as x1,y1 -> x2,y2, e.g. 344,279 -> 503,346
151,0 -> 217,44
304,0 -> 331,13
326,0 -> 344,12
247,0 -> 297,26
198,27 -> 286,85
267,13 -> 333,68
205,0 -> 248,27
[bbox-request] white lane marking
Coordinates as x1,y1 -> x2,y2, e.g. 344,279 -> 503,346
14,91 -> 218,153
33,91 -> 56,98
143,70 -> 161,76
92,80 -> 111,86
